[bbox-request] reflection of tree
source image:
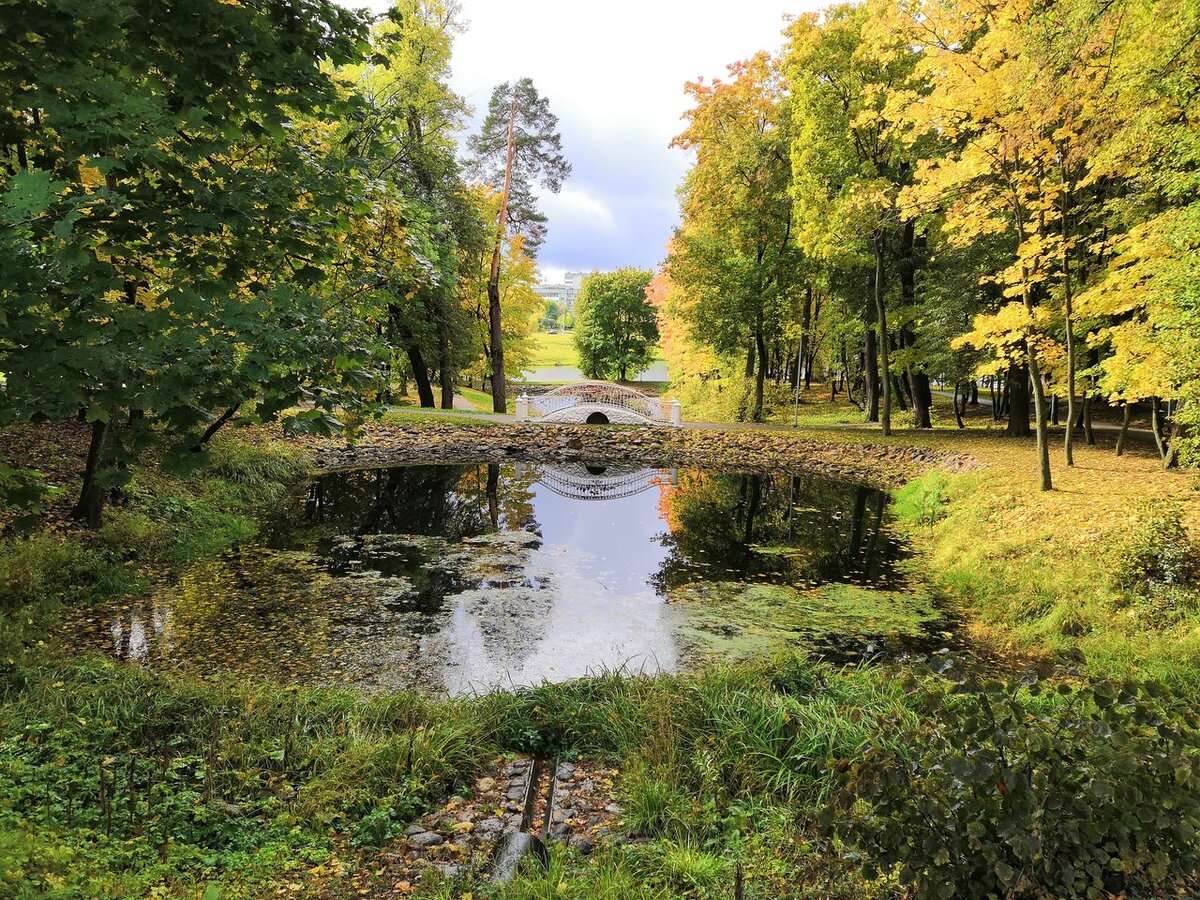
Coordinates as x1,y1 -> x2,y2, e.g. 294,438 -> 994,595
653,471 -> 903,592
302,464 -> 541,539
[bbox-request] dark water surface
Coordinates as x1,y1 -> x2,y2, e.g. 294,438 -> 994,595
58,463 -> 955,694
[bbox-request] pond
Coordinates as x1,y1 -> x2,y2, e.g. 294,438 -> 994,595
58,463 -> 957,695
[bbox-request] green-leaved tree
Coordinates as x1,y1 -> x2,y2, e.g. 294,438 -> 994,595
573,269 -> 658,381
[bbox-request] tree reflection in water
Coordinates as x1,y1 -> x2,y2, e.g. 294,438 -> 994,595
652,470 -> 902,593
58,463 -> 920,694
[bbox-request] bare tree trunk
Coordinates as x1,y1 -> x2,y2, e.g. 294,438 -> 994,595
192,406 -> 239,452
753,318 -> 767,423
795,284 -> 813,392
1063,216 -> 1077,467
1006,364 -> 1032,437
407,346 -> 435,408
952,382 -> 965,429
438,324 -> 455,410
1020,279 -> 1052,490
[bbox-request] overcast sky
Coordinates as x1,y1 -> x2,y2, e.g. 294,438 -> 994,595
341,1 -> 816,282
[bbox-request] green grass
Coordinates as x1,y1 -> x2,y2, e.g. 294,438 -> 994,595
6,424 -> 1200,896
528,331 -> 580,368
379,409 -> 497,427
457,386 -> 496,410
890,467 -> 1200,692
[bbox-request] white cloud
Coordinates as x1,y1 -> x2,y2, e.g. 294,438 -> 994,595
338,0 -> 823,270
538,185 -> 618,235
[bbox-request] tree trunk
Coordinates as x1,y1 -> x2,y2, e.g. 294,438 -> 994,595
1163,419 -> 1183,470
873,230 -> 891,436
406,346 -> 435,408
1018,277 -> 1052,490
1063,240 -> 1077,467
796,284 -> 813,392
952,382 -> 965,429
898,221 -> 931,428
486,91 -> 519,414
438,323 -> 455,410
192,406 -> 239,452
1151,397 -> 1168,460
72,418 -> 110,528
753,319 -> 768,423
1006,364 -> 1032,437
864,331 -> 880,423
1115,402 -> 1131,457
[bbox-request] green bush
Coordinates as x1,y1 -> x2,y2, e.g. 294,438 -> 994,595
1114,501 -> 1200,593
825,657 -> 1200,899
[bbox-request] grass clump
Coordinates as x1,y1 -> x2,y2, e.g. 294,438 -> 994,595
0,657 -> 496,898
205,436 -> 309,490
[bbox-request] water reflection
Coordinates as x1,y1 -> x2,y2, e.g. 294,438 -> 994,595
58,463 -> 942,695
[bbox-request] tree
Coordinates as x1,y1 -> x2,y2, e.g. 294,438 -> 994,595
573,269 -> 659,381
669,53 -> 806,422
0,0 -> 374,525
338,1 -> 476,410
466,78 -> 570,412
458,190 -> 544,388
878,0 -> 1111,487
786,3 -> 928,435
540,299 -> 563,331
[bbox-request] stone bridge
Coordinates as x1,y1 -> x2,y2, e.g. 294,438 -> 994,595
515,381 -> 681,426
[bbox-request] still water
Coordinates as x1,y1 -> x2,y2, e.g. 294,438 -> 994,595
59,463 -> 954,695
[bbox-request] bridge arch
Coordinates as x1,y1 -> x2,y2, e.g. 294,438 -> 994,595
515,381 -> 680,426
529,462 -> 678,501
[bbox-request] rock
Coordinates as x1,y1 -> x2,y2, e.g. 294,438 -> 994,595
477,776 -> 497,792
551,808 -> 571,824
404,824 -> 427,837
569,835 -> 595,855
408,831 -> 444,849
505,786 -> 525,801
477,817 -> 504,834
605,803 -> 622,814
555,762 -> 576,780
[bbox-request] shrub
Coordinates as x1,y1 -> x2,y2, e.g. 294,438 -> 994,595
824,657 -> 1200,899
1114,501 -> 1200,593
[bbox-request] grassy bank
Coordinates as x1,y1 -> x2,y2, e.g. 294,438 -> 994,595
4,420 -> 1200,897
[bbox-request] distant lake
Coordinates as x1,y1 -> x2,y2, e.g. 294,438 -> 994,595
520,361 -> 669,384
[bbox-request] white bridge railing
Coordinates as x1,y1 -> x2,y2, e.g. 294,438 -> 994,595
514,381 -> 681,426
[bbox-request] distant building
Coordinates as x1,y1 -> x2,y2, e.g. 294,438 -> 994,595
534,271 -> 588,312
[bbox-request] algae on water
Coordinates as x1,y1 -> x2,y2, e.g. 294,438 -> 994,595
670,580 -> 945,661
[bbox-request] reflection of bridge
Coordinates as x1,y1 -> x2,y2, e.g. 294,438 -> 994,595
515,381 -> 681,426
522,462 -> 679,501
